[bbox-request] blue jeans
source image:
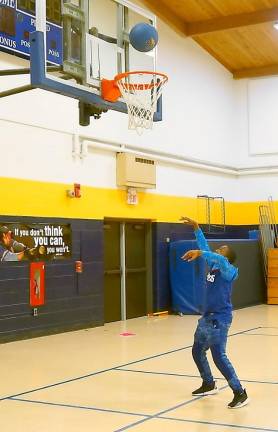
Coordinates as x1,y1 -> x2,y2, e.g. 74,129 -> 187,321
192,316 -> 243,392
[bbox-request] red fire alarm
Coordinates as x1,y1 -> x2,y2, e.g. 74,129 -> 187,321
74,183 -> 81,198
66,183 -> 81,198
75,260 -> 83,273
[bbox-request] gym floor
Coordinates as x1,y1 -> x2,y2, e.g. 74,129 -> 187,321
0,304 -> 277,432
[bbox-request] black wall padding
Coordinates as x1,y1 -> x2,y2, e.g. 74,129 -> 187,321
0,216 -> 103,343
208,240 -> 266,309
152,222 -> 264,312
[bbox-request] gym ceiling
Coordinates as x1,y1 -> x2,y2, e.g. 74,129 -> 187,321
142,0 -> 278,79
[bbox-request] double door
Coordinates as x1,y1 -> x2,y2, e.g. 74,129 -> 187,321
104,220 -> 152,322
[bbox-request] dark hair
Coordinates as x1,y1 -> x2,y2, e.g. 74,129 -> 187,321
226,247 -> 237,264
0,226 -> 9,242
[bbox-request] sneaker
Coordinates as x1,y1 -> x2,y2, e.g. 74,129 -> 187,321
192,381 -> 218,396
228,389 -> 249,409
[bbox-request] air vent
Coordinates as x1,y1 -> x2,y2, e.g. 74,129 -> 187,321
135,157 -> 155,165
117,153 -> 156,189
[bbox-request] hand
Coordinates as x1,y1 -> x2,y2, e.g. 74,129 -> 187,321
28,247 -> 37,256
24,247 -> 37,257
180,216 -> 199,230
181,249 -> 202,262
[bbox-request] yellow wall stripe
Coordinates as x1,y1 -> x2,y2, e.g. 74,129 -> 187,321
0,177 -> 268,225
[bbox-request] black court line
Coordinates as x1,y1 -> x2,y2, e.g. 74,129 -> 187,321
159,416 -> 278,432
114,385 -> 229,432
9,397 -> 151,419
10,392 -> 278,432
116,368 -> 278,385
243,333 -> 278,337
0,325 -> 261,402
261,327 -> 278,329
260,326 -> 278,329
111,325 -> 261,374
242,326 -> 278,331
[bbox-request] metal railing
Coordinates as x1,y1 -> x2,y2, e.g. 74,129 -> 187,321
197,195 -> 226,233
259,196 -> 278,281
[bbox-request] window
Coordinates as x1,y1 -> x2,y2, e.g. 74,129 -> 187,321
17,0 -> 61,25
0,7 -> 16,36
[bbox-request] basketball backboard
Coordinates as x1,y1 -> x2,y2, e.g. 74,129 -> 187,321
29,0 -> 162,126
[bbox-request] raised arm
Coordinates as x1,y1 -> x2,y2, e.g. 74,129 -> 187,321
180,216 -> 210,252
194,227 -> 211,252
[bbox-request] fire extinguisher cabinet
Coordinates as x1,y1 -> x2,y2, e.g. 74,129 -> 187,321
30,262 -> 45,307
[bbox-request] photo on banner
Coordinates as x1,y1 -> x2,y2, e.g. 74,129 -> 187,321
0,223 -> 72,262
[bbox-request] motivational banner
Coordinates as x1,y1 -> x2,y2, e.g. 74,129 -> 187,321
0,223 -> 72,262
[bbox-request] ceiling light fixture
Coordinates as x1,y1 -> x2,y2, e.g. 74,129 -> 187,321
273,22 -> 278,30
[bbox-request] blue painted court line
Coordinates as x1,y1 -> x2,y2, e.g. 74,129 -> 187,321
0,325 -> 260,402
113,385 -> 229,432
111,325 -> 261,371
0,344 -> 192,401
159,416 -> 278,432
111,326 -> 261,372
116,368 -> 278,385
9,397 -> 151,418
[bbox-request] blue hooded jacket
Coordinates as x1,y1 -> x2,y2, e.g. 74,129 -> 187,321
195,228 -> 238,323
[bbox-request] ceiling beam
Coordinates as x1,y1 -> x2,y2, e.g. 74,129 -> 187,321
141,0 -> 187,35
187,7 -> 278,36
233,64 -> 278,79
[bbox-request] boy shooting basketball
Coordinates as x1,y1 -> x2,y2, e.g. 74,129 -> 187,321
180,216 -> 249,409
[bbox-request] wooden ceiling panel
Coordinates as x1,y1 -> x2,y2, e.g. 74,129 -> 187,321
158,0 -> 278,22
194,23 -> 278,71
141,0 -> 278,78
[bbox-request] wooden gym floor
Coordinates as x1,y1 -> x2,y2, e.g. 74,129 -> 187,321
0,304 -> 277,432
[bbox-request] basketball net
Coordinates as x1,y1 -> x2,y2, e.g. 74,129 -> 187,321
102,72 -> 168,135
115,72 -> 168,135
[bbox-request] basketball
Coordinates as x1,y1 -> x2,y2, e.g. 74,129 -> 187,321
129,22 -> 158,52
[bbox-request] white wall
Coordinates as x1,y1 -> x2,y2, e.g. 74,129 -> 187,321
235,78 -> 278,168
236,175 -> 278,202
0,117 -> 238,199
155,163 -> 238,200
0,9 -> 240,203
1,5 -> 277,204
0,20 -> 238,163
232,77 -> 278,202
